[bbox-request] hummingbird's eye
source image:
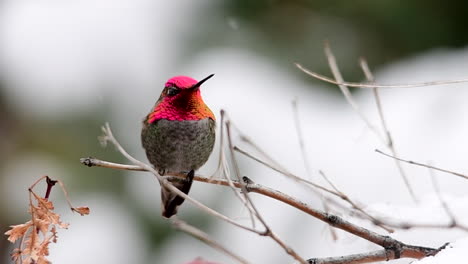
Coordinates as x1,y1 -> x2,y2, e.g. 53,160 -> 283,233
166,87 -> 180,96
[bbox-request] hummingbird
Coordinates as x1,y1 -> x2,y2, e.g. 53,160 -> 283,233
141,74 -> 216,218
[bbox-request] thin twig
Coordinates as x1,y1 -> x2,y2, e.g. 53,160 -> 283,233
359,58 -> 417,202
55,179 -> 78,211
295,63 -> 468,89
428,165 -> 456,226
227,146 -> 396,233
80,157 -> 145,171
367,215 -> 468,232
80,156 -> 440,258
230,98 -> 390,233
233,146 -> 339,198
376,149 -> 468,180
29,175 -> 48,190
218,111 -> 257,229
323,42 -> 384,143
80,158 -> 145,171
427,166 -> 468,231
291,99 -> 314,179
171,218 -> 250,264
359,58 -> 390,146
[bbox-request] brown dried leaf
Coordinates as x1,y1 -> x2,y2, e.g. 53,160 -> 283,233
37,197 -> 54,210
50,227 -> 58,243
73,206 -> 90,216
45,211 -> 61,225
37,256 -> 51,264
10,248 -> 21,262
58,222 -> 69,229
22,256 -> 33,264
5,222 -> 32,243
37,240 -> 50,257
36,219 -> 50,236
8,177 -> 91,264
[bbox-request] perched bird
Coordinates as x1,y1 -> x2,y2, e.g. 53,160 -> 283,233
141,74 -> 216,218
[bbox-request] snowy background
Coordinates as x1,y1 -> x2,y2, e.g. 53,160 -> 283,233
1,1 -> 468,263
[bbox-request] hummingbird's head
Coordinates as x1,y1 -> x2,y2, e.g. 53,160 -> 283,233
146,74 -> 215,123
161,74 -> 214,99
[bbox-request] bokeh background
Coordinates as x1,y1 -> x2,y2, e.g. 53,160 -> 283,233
2,1 -> 468,263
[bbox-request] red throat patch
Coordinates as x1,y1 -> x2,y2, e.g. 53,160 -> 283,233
147,89 -> 215,123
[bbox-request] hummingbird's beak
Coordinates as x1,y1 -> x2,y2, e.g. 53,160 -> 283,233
191,74 -> 214,91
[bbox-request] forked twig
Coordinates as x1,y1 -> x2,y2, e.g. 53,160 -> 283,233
218,110 -> 257,229
233,146 -> 338,197
234,145 -> 395,233
323,42 -> 384,143
82,121 -> 456,263
428,167 -> 457,227
376,149 -> 468,180
295,63 -> 468,89
81,156 -> 438,261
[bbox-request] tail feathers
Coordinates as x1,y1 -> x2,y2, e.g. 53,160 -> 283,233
161,170 -> 194,218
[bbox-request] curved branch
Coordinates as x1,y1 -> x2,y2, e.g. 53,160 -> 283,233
80,157 -> 437,261
308,245 -> 435,264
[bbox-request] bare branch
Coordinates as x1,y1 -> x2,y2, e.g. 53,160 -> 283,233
80,156 -> 439,257
370,216 -> 468,232
376,149 -> 468,180
83,121 -> 458,263
233,146 -> 339,198
80,157 -> 145,171
307,246 -> 434,264
81,154 -> 468,234
295,63 -> 468,89
291,99 -> 314,179
218,110 -> 257,229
